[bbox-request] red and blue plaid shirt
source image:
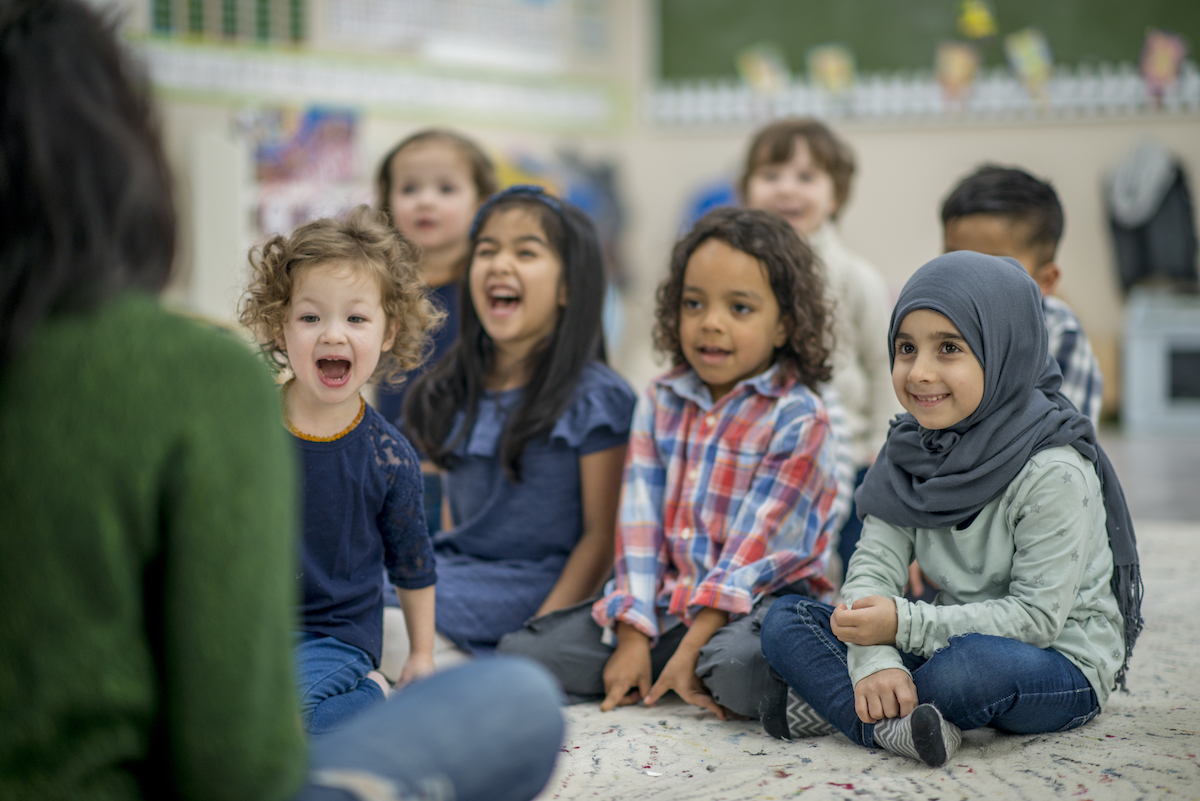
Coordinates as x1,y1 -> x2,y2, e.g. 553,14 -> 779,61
593,364 -> 838,639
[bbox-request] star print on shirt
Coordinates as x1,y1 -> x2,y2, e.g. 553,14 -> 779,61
1062,471 -> 1073,483
1033,574 -> 1046,585
1052,602 -> 1061,613
1070,551 -> 1080,562
1082,495 -> 1089,508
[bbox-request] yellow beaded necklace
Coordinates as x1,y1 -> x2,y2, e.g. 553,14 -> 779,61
281,380 -> 366,442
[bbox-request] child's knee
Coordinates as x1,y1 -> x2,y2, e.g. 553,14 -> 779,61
760,596 -> 820,658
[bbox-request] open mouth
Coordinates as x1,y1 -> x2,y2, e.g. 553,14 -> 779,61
488,288 -> 521,313
696,345 -> 730,363
317,358 -> 351,386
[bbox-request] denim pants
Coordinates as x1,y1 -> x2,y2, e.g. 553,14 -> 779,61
295,632 -> 387,735
761,596 -> 1100,749
295,657 -> 564,801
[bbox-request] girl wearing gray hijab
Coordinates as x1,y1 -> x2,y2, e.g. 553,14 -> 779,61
759,251 -> 1142,767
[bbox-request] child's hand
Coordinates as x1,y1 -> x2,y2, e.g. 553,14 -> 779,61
396,652 -> 436,688
905,561 -> 939,598
831,595 -> 898,646
853,668 -> 917,723
600,626 -> 653,712
644,646 -> 726,721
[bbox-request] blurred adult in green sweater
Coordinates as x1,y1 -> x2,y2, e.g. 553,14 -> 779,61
0,2 -> 562,800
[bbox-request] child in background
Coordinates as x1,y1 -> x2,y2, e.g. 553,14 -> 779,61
942,165 -> 1104,424
500,208 -> 840,728
741,118 -> 898,577
240,207 -> 442,734
401,185 -> 637,664
761,252 -> 1142,764
374,128 -> 497,428
374,129 -> 498,523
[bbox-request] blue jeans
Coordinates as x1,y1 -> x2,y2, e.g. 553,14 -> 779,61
761,597 -> 1099,748
295,657 -> 564,801
296,632 -> 387,735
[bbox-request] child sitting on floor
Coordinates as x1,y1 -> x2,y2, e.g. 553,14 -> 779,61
400,185 -> 636,664
761,251 -> 1142,765
499,207 -> 839,726
240,207 -> 442,734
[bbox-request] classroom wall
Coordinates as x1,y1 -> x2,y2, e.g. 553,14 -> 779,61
615,116 -> 1200,405
150,0 -> 1200,413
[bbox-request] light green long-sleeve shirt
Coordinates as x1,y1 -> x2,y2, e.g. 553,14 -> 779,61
843,446 -> 1125,709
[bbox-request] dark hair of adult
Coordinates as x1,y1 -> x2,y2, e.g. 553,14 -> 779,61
738,117 -> 857,216
375,129 -> 499,227
940,165 -> 1065,267
655,207 -> 833,391
403,195 -> 607,482
0,0 -> 175,374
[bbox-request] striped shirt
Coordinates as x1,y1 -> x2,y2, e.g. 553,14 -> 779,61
592,363 -> 838,639
1043,296 -> 1103,425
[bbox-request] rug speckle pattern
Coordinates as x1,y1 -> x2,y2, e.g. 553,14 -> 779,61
536,521 -> 1200,800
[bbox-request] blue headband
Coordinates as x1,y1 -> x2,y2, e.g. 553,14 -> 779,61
468,184 -> 564,240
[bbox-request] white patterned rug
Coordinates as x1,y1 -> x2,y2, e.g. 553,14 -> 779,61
536,521 -> 1200,801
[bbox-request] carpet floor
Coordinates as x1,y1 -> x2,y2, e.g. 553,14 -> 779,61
535,520 -> 1199,801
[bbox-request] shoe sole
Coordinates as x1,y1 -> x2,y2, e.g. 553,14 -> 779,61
910,705 -> 948,767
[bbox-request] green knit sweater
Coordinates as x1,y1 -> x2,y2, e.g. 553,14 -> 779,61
0,294 -> 307,800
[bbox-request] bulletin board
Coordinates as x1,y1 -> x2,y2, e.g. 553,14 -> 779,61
658,0 -> 1200,79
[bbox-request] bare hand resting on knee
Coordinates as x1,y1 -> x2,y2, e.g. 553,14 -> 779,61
831,595 -> 898,646
854,668 -> 918,723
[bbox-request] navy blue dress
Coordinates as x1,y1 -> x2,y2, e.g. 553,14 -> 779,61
433,362 -> 636,653
376,281 -> 460,427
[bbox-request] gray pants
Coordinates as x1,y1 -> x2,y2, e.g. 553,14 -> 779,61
496,596 -> 786,720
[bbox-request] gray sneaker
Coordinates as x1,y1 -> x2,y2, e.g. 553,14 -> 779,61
872,703 -> 962,767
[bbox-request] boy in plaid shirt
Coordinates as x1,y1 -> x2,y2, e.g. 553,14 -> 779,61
499,208 -> 840,728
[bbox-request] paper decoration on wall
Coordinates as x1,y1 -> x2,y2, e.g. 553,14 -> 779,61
806,43 -> 856,96
736,42 -> 791,95
249,107 -> 358,183
936,41 -> 980,101
238,106 -> 365,236
957,0 -> 996,40
1004,28 -> 1053,99
1141,29 -> 1189,101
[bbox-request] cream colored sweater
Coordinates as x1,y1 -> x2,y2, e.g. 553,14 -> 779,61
808,223 -> 901,467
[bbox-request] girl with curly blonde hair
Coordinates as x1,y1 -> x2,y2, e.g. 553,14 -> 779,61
240,205 -> 444,734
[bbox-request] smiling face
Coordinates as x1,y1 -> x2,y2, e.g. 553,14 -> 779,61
281,261 -> 398,417
387,141 -> 481,259
891,309 -> 985,430
679,238 -> 787,402
744,138 -> 839,238
469,206 -> 566,370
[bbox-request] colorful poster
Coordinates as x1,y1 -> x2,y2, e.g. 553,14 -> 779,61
936,41 -> 980,101
957,0 -> 997,40
249,107 -> 358,183
1004,28 -> 1053,99
806,43 -> 856,96
736,42 -> 791,95
1141,29 -> 1188,99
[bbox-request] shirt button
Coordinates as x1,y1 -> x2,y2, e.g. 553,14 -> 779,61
688,467 -> 699,482
705,415 -> 716,427
680,527 -> 691,537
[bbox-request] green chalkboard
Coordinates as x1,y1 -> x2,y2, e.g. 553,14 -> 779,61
658,0 -> 1200,79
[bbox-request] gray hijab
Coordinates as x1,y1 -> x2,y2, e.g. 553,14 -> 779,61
856,251 -> 1142,688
